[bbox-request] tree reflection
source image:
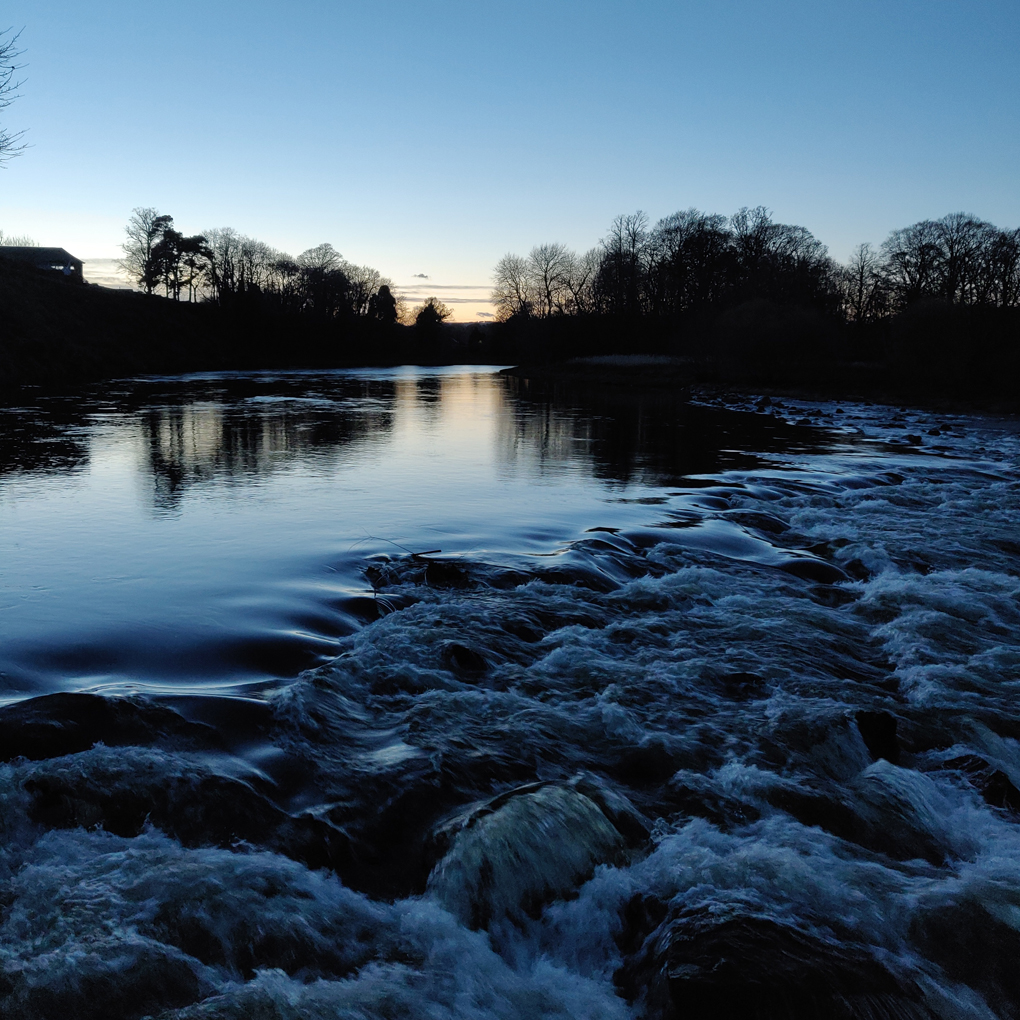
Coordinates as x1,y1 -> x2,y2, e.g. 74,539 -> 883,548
0,400 -> 92,478
498,375 -> 825,485
138,376 -> 398,511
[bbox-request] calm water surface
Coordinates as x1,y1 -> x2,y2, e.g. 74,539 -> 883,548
2,367 -> 1019,1020
0,366 -> 813,696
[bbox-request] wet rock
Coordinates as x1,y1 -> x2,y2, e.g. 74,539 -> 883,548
616,892 -> 669,958
768,784 -> 861,843
536,561 -> 622,592
427,781 -> 631,929
717,671 -> 768,701
779,557 -> 850,584
911,897 -> 1020,1019
618,907 -> 935,1020
759,709 -> 872,782
666,771 -> 762,829
22,758 -> 351,876
616,740 -> 680,787
849,763 -> 949,866
723,509 -> 790,535
441,640 -> 488,676
809,585 -> 859,609
939,754 -> 1020,814
0,693 -> 210,762
856,711 -> 901,765
843,557 -> 871,581
1,945 -> 205,1020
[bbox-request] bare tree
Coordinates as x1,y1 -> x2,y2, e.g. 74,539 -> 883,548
646,209 -> 731,316
0,28 -> 26,167
880,219 -> 942,308
595,211 -> 649,316
527,242 -> 573,317
342,262 -> 382,316
563,247 -> 599,315
979,226 -> 1020,308
0,228 -> 35,245
121,208 -> 171,294
298,243 -> 349,319
298,243 -> 343,273
839,243 -> 887,324
491,253 -> 533,320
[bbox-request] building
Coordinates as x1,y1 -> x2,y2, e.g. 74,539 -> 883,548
0,246 -> 85,284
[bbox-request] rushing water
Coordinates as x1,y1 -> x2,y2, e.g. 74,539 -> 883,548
1,367 -> 1018,1019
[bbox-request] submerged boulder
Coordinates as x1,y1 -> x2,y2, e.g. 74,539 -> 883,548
618,906 -> 935,1020
427,781 -> 634,929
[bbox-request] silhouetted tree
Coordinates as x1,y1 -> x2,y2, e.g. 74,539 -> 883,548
344,263 -> 382,316
179,234 -> 213,302
492,253 -> 534,320
150,224 -> 185,298
0,28 -> 25,167
527,242 -> 573,317
880,219 -> 942,308
413,296 -> 452,329
562,247 -> 599,315
839,243 -> 887,324
878,213 -> 1020,311
368,284 -> 398,324
646,209 -> 732,318
121,208 -> 172,294
981,226 -> 1020,308
594,212 -> 650,317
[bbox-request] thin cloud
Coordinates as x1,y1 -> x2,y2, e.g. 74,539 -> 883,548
401,283 -> 491,291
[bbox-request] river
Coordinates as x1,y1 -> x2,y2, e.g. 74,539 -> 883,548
1,367 -> 1018,1019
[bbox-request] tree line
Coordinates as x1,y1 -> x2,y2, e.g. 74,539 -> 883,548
120,208 -> 448,329
492,208 -> 1020,326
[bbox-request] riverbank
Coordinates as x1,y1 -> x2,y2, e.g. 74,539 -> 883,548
0,257 -> 434,390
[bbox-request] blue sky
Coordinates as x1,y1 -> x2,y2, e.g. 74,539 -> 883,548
1,0 -> 1017,319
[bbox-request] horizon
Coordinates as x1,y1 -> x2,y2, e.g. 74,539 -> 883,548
1,1 -> 1018,321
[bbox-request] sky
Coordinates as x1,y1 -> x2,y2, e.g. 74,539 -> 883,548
1,0 -> 1018,320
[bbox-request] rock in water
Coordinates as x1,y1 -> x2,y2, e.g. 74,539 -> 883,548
427,783 -> 628,929
619,907 -> 935,1020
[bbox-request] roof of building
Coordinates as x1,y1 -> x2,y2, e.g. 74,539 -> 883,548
0,246 -> 82,265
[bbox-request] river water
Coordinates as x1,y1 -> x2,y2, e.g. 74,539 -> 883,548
1,367 -> 1018,1019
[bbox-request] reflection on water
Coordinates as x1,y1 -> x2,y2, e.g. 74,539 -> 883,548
1,370 -> 825,503
501,375 -> 822,484
139,379 -> 396,512
0,367 -> 825,696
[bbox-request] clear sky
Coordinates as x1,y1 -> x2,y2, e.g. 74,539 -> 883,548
1,0 -> 1017,320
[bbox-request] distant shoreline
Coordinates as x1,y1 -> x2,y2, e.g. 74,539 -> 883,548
2,257 -> 1016,417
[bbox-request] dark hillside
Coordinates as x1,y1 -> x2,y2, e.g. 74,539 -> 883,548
0,257 -> 423,390
0,257 -> 235,387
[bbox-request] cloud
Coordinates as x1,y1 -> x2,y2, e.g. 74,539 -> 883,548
475,311 -> 494,318
412,273 -> 429,278
401,283 -> 491,291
